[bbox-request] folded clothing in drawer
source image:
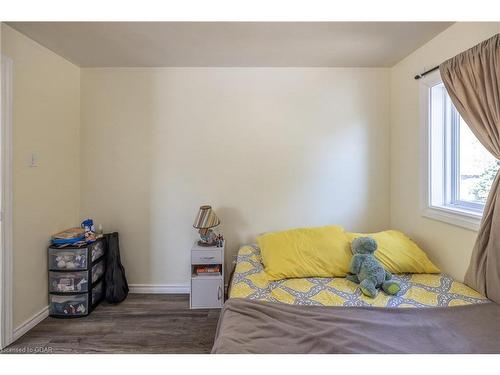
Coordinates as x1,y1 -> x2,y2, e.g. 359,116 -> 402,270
49,294 -> 88,316
49,271 -> 88,293
49,238 -> 106,271
49,248 -> 87,270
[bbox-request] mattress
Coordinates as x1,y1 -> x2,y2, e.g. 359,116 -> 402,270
212,299 -> 500,353
229,245 -> 488,307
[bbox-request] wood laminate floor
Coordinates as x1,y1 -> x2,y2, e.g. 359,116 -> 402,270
4,294 -> 221,354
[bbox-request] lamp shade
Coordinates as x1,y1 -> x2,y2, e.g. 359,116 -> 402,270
193,205 -> 220,229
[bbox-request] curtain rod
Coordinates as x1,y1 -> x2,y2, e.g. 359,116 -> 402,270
414,65 -> 439,80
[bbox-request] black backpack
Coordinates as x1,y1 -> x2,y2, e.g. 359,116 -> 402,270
104,232 -> 129,303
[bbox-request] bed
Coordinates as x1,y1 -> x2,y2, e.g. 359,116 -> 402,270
212,244 -> 500,353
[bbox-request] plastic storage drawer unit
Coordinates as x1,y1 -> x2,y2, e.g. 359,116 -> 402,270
49,271 -> 89,293
91,281 -> 104,306
49,247 -> 88,271
49,240 -> 105,271
49,294 -> 89,316
91,258 -> 105,283
48,237 -> 107,318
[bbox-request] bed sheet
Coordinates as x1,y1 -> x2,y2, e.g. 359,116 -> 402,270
229,245 -> 488,307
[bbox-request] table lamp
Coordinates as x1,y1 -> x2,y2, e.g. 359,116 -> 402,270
193,205 -> 220,246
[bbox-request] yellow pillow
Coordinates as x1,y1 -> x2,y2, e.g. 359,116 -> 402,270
346,230 -> 440,274
257,225 -> 352,280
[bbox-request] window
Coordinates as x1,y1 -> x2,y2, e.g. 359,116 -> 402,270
421,72 -> 499,230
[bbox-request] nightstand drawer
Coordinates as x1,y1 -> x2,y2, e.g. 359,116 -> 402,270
191,249 -> 222,265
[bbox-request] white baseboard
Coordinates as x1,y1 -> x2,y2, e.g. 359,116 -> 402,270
129,284 -> 190,294
12,305 -> 49,342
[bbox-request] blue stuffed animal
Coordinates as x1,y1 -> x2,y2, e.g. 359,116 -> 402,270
346,236 -> 401,298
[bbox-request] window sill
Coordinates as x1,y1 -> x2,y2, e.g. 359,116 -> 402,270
422,205 -> 481,232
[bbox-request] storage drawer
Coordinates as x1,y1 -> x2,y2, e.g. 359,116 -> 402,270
49,248 -> 87,270
191,249 -> 222,265
91,281 -> 104,306
92,259 -> 105,283
49,271 -> 88,293
191,277 -> 223,308
49,294 -> 88,316
90,240 -> 105,262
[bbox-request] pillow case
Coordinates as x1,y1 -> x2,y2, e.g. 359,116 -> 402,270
257,225 -> 352,280
346,230 -> 440,274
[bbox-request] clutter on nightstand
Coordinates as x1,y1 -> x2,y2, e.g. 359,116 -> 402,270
215,234 -> 224,247
193,205 -> 221,246
195,264 -> 221,276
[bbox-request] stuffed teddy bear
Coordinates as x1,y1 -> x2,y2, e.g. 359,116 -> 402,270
346,236 -> 401,298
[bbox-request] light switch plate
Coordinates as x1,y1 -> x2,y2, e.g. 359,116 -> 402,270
27,153 -> 39,167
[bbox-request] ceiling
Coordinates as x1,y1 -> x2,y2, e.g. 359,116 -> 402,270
7,22 -> 453,67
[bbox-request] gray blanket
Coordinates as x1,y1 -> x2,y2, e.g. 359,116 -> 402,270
212,298 -> 500,353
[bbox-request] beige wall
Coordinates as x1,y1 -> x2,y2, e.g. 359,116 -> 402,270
1,25 -> 81,327
80,68 -> 390,285
390,22 -> 500,281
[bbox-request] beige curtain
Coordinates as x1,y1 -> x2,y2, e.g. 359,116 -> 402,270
440,33 -> 500,302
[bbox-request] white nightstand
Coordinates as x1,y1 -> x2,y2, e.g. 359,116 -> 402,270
190,240 -> 225,309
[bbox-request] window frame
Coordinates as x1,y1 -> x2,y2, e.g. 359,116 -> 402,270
420,70 -> 482,231
449,105 -> 484,213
